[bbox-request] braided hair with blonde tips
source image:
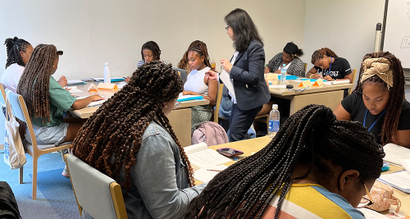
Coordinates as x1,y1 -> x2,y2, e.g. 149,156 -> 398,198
189,41 -> 212,68
178,40 -> 202,70
311,47 -> 338,64
72,61 -> 195,189
4,36 -> 31,69
352,51 -> 405,145
17,44 -> 58,120
185,104 -> 384,219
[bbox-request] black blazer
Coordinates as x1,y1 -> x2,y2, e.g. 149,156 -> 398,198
229,40 -> 270,110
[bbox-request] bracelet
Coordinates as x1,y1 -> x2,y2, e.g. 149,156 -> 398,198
310,74 -> 313,79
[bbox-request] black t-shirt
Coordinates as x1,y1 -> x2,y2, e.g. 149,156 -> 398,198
341,92 -> 410,144
315,57 -> 352,80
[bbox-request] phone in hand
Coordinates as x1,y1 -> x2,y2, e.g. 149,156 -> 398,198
217,147 -> 244,158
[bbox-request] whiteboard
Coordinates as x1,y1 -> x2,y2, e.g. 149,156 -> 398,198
383,0 -> 410,69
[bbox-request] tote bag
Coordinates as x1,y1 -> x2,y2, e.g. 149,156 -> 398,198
4,91 -> 26,169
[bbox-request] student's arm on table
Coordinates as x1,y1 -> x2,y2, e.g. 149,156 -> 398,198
342,72 -> 353,83
333,103 -> 351,121
393,130 -> 410,149
306,67 -> 321,79
71,94 -> 104,110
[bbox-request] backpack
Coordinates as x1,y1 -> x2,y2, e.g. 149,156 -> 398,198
0,181 -> 21,219
192,121 -> 229,146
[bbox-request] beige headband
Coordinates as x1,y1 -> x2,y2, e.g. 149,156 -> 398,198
360,57 -> 393,89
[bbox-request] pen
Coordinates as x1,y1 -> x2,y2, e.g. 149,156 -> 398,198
206,169 -> 222,172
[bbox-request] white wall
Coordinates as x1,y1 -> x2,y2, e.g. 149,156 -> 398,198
303,0 -> 385,86
0,0 -> 306,80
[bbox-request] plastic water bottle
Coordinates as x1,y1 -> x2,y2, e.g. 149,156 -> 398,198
269,104 -> 280,138
280,63 -> 286,82
104,62 -> 111,84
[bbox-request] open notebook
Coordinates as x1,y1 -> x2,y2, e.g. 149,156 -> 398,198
184,142 -> 231,168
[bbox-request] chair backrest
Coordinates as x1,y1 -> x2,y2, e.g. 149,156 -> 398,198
214,83 -> 224,123
65,154 -> 128,219
349,69 -> 358,94
173,67 -> 187,83
6,91 -> 28,124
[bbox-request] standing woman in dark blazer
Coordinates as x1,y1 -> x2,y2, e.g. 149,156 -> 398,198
207,8 -> 270,142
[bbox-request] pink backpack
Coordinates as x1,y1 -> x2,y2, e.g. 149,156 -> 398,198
191,121 -> 229,146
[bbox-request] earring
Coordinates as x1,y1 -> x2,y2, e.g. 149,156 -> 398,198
165,105 -> 168,109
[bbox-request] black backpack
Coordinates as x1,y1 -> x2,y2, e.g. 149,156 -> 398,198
0,181 -> 21,219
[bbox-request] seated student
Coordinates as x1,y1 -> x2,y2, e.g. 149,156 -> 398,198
334,51 -> 410,148
265,42 -> 305,77
125,41 -> 165,83
183,41 -> 218,132
137,41 -> 164,68
306,47 -> 353,97
177,40 -> 202,73
1,37 -> 33,92
72,62 -> 206,219
185,104 -> 384,219
17,44 -> 102,145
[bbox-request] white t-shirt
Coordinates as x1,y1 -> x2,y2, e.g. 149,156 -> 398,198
0,63 -> 24,92
184,67 -> 211,95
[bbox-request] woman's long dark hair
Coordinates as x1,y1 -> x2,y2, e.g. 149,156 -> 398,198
353,51 -> 405,145
72,62 -> 195,190
225,8 -> 263,52
185,104 -> 384,219
141,41 -> 161,61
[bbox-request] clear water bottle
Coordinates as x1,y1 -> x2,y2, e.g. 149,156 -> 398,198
104,62 -> 111,84
269,104 -> 280,138
280,63 -> 286,82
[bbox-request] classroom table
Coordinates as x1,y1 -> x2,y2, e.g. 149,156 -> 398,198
68,82 -> 209,147
203,136 -> 409,217
268,79 -> 353,115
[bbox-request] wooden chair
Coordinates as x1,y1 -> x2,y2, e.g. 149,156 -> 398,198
64,154 -> 128,219
0,84 -> 6,151
6,91 -> 71,199
349,69 -> 358,95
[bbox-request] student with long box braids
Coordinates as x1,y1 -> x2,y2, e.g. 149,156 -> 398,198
184,104 -> 384,219
72,62 -> 205,219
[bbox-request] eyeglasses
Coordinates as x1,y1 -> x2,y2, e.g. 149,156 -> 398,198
225,25 -> 230,31
357,180 -> 374,208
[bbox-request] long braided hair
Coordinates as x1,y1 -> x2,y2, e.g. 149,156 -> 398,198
185,104 -> 384,219
353,51 -> 405,145
72,61 -> 195,190
189,41 -> 211,68
178,40 -> 202,70
141,41 -> 161,61
4,36 -> 31,69
311,47 -> 338,64
17,44 -> 58,120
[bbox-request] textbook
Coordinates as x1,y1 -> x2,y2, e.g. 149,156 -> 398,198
177,95 -> 203,102
184,142 -> 231,168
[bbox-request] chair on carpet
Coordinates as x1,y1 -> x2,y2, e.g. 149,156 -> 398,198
64,154 -> 128,219
6,91 -> 71,200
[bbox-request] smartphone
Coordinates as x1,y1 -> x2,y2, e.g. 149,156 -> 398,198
217,147 -> 244,158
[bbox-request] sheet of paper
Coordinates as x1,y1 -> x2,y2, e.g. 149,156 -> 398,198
383,143 -> 410,165
187,149 -> 232,168
184,142 -> 207,154
194,165 -> 228,183
66,86 -> 83,93
87,99 -> 106,107
219,70 -> 236,100
378,170 -> 410,193
358,208 -> 389,219
399,158 -> 410,174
